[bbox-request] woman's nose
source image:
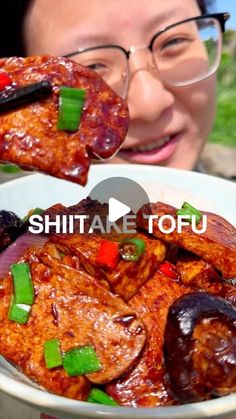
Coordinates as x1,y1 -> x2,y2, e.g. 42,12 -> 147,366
127,54 -> 175,122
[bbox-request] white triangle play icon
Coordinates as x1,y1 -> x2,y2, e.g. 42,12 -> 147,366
108,197 -> 131,223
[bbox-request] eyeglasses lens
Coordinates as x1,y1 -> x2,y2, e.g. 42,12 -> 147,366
67,47 -> 128,98
68,17 -> 221,97
152,17 -> 221,86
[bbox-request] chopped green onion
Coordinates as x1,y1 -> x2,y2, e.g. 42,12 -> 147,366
57,86 -> 86,131
11,263 -> 34,305
87,388 -> 118,406
119,237 -> 146,262
177,209 -> 201,224
44,338 -> 62,369
32,207 -> 44,215
0,164 -> 21,173
63,345 -> 102,376
22,207 -> 44,223
182,202 -> 202,219
86,396 -> 97,404
8,296 -> 31,324
177,201 -> 202,224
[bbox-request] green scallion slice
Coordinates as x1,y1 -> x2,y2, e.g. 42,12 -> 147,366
8,296 -> 31,324
0,164 -> 21,173
182,202 -> 202,217
63,345 -> 102,376
57,86 -> 86,131
177,201 -> 202,224
11,262 -> 34,305
44,338 -> 62,369
87,388 -> 118,406
119,237 -> 146,262
22,207 -> 44,223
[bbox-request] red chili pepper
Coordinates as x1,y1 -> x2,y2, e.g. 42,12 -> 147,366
96,240 -> 119,270
0,289 -> 5,298
0,73 -> 12,90
159,261 -> 178,279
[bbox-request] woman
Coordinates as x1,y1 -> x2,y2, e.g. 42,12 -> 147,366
0,2 -> 233,419
15,0 -> 228,172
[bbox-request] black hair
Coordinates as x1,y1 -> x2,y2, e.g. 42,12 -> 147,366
197,0 -> 210,14
0,0 -> 31,57
0,0 -> 212,58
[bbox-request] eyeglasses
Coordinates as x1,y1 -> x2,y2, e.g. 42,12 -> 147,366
65,13 -> 230,98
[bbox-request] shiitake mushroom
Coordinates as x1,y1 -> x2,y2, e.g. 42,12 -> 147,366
164,292 -> 236,403
0,210 -> 24,252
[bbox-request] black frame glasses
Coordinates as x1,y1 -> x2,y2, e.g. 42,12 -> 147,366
65,13 -> 229,62
64,12 -> 230,96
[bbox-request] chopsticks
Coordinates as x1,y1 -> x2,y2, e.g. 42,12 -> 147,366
0,80 -> 53,114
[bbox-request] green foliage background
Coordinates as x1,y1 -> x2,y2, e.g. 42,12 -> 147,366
208,29 -> 236,147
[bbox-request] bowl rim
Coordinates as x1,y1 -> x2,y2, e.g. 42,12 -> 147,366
0,372 -> 236,419
1,372 -> 236,418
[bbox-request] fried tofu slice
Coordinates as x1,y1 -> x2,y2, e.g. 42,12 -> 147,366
43,198 -> 167,300
0,251 -> 90,399
137,202 -> 236,279
0,56 -> 128,185
49,232 -> 167,300
106,272 -> 191,407
176,253 -> 236,305
107,272 -> 236,406
0,243 -> 146,399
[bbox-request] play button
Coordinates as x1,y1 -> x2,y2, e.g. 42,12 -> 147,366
88,176 -> 150,234
108,197 -> 131,223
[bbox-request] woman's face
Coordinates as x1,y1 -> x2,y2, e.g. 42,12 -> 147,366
24,0 -> 216,170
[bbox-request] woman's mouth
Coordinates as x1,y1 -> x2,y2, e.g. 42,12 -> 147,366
118,133 -> 181,164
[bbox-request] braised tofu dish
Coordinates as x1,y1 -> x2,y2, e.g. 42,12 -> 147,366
0,198 -> 235,407
0,55 -> 129,185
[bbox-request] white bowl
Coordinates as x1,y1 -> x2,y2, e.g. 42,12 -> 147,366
0,164 -> 236,419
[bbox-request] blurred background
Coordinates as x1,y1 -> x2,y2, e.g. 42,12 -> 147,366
209,0 -> 236,147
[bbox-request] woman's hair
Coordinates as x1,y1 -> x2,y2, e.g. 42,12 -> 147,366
197,0 -> 211,14
0,0 -> 212,58
0,0 -> 31,57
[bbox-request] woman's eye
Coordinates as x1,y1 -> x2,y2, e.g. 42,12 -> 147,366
77,59 -> 112,79
86,63 -> 110,77
87,63 -> 106,71
162,37 -> 188,49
